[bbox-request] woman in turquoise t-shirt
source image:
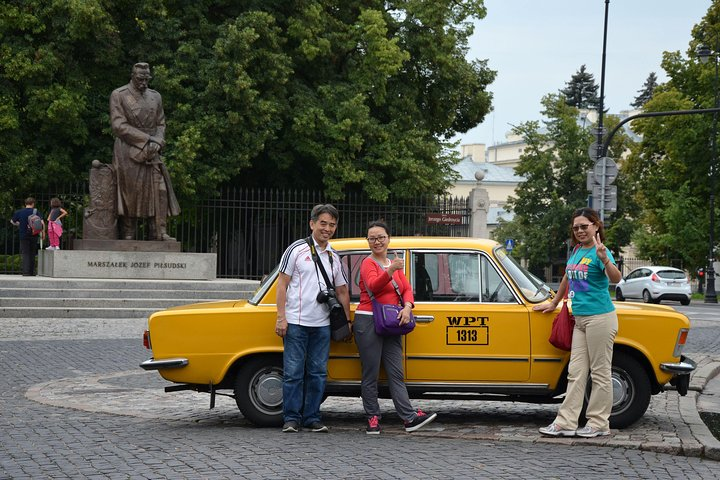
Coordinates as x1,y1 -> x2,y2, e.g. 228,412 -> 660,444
534,207 -> 622,438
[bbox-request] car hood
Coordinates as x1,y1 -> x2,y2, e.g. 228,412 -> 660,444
165,299 -> 248,311
612,301 -> 683,314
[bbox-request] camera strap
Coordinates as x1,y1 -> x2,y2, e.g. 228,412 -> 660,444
305,236 -> 335,291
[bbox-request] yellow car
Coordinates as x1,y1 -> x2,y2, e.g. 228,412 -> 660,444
140,237 -> 695,429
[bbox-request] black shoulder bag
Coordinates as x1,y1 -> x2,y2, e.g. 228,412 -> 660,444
305,237 -> 351,341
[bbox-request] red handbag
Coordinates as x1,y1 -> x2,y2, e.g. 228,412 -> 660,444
549,293 -> 575,351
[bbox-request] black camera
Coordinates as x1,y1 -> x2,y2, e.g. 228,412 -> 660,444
317,289 -> 342,312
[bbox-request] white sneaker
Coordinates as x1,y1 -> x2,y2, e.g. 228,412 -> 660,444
575,425 -> 611,438
539,423 -> 576,437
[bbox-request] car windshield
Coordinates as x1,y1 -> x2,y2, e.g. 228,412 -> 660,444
657,270 -> 686,280
249,264 -> 280,305
493,246 -> 551,303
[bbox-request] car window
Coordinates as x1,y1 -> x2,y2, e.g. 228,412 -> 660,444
656,270 -> 686,280
338,251 -> 370,303
411,251 -> 516,303
249,264 -> 280,305
493,247 -> 550,303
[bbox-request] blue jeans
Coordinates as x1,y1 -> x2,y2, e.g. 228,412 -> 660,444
282,323 -> 331,426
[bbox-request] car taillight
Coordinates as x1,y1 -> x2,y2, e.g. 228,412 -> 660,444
650,273 -> 660,282
673,328 -> 688,357
143,330 -> 152,350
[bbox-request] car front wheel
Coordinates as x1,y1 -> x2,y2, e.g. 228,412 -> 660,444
615,287 -> 625,301
609,353 -> 652,429
234,356 -> 284,427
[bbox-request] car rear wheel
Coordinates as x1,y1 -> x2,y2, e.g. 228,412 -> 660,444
234,356 -> 284,427
583,352 -> 651,429
681,297 -> 690,306
615,287 -> 625,301
642,289 -> 654,304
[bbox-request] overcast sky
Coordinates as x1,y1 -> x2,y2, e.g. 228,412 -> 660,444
454,0 -> 712,148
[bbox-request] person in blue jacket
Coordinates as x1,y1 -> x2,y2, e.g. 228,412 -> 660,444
11,197 -> 45,276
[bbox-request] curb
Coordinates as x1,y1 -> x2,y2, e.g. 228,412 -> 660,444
682,361 -> 720,460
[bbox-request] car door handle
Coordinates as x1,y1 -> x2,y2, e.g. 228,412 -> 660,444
413,315 -> 434,323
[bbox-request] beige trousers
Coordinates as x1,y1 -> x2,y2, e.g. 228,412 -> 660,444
555,311 -> 618,431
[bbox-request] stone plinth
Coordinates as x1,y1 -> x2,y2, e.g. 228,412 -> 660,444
39,250 -> 216,280
73,239 -> 181,252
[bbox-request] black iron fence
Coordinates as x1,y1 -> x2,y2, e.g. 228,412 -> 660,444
2,186 -> 469,279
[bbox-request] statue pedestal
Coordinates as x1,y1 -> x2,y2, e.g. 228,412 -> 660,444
39,250 -> 217,280
73,239 -> 181,252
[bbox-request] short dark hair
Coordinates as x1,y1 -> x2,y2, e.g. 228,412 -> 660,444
50,197 -> 62,208
310,204 -> 339,222
571,207 -> 605,243
25,197 -> 35,206
367,219 -> 390,236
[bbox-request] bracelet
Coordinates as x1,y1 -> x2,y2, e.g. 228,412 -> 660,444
603,259 -> 610,266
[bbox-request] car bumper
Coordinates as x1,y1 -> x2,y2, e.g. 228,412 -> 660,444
140,357 -> 189,370
660,355 -> 696,396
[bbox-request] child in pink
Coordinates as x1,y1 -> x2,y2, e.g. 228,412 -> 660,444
46,197 -> 68,250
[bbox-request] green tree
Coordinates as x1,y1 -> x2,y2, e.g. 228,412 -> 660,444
559,64 -> 601,110
0,0 -> 496,213
492,93 -> 631,275
622,0 -> 720,270
631,72 -> 658,109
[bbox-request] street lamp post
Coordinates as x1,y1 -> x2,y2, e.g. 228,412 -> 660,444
697,42 -> 719,303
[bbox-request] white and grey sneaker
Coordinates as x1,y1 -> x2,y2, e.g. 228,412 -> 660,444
575,425 -> 611,438
538,423 -> 576,437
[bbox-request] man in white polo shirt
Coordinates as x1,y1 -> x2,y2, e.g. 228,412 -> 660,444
275,204 -> 350,433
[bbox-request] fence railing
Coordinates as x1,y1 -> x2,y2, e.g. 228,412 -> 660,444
2,186 -> 469,279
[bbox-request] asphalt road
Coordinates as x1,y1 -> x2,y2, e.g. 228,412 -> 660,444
0,303 -> 718,479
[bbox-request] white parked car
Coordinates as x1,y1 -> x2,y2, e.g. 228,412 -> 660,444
615,266 -> 691,305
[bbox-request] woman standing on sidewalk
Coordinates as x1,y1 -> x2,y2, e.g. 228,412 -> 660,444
534,207 -> 622,438
355,220 -> 437,434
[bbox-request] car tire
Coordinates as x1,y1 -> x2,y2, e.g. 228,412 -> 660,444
615,287 -> 625,301
642,289 -> 654,304
583,352 -> 651,429
680,297 -> 690,306
234,356 -> 284,427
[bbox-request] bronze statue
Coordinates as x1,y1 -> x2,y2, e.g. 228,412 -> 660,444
110,62 -> 180,241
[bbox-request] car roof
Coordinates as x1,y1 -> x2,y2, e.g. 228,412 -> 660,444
329,236 -> 500,251
631,266 -> 684,272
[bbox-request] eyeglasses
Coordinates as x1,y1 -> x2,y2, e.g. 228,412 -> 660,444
367,235 -> 388,243
572,224 -> 592,232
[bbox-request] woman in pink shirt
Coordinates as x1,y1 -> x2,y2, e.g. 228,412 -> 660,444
355,220 -> 437,434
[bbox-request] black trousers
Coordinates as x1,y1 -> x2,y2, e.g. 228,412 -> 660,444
19,237 -> 39,275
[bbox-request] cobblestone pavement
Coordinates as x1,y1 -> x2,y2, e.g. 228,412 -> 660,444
0,303 -> 719,478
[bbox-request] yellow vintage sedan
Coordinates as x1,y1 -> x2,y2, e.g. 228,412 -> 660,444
140,237 -> 695,429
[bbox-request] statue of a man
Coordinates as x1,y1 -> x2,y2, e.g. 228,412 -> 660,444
110,62 -> 180,241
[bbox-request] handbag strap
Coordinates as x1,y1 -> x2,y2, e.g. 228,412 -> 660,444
366,256 -> 404,306
305,236 -> 335,290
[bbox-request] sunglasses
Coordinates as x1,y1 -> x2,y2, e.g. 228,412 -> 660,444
572,224 -> 592,232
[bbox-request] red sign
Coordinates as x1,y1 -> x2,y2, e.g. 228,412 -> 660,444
426,213 -> 463,225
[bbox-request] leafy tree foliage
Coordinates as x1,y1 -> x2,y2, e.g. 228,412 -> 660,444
559,64 -> 601,110
621,1 -> 720,270
492,93 -> 631,275
0,0 -> 496,213
631,72 -> 659,109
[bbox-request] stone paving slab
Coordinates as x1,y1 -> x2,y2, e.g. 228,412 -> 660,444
24,361 -> 720,460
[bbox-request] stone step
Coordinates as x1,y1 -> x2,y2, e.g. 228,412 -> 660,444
0,288 -> 246,300
0,276 -> 257,292
0,275 -> 260,319
0,297 -> 227,309
0,306 -> 162,319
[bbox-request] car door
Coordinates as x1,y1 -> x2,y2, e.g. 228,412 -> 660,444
625,268 -> 648,299
405,250 -> 531,383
